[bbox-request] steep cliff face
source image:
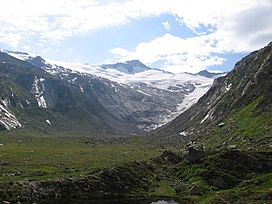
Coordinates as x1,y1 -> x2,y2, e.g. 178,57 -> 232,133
152,42 -> 272,150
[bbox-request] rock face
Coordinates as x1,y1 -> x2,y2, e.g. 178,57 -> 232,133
151,41 -> 272,150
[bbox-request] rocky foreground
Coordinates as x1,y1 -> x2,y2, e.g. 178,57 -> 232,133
1,148 -> 272,203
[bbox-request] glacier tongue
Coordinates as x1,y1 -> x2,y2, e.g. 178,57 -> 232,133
31,77 -> 48,108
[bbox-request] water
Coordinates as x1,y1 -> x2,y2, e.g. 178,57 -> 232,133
151,200 -> 179,204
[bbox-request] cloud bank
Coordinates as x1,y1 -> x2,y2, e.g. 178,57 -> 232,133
0,0 -> 271,72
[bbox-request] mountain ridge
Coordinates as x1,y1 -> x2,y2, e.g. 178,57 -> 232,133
150,41 -> 272,150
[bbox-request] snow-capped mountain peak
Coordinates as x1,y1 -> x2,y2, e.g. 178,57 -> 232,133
101,59 -> 151,74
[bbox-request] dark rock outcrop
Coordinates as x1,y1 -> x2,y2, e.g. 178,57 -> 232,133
187,147 -> 205,162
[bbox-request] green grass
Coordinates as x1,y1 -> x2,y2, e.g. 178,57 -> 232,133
203,97 -> 272,150
0,132 -> 160,182
204,173 -> 272,204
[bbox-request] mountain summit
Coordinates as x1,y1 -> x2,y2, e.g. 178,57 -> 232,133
101,60 -> 151,74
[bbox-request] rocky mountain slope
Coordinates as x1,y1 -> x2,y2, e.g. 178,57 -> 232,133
0,52 -> 140,135
4,51 -> 219,132
151,42 -> 272,150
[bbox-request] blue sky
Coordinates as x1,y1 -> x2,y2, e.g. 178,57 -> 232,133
0,0 -> 271,73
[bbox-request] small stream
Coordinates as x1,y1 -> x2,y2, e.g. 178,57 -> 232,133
151,200 -> 179,204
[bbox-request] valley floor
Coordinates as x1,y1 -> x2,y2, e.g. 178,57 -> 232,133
0,131 -> 272,204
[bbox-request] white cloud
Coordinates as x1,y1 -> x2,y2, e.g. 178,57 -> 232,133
0,0 -> 271,72
108,0 -> 272,72
0,33 -> 21,49
162,21 -> 171,31
111,34 -> 226,73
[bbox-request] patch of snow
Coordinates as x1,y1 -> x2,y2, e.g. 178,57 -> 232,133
72,77 -> 77,82
226,83 -> 232,92
2,98 -> 10,107
26,100 -> 31,105
200,114 -> 209,124
80,85 -> 84,93
19,102 -> 23,108
38,95 -> 47,108
31,77 -> 47,108
5,51 -> 31,61
0,103 -> 22,130
136,90 -> 152,96
179,131 -> 188,136
46,119 -> 51,125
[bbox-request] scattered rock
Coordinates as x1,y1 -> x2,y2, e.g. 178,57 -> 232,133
218,123 -> 225,127
175,184 -> 186,193
14,171 -> 22,176
228,145 -> 237,150
189,185 -> 202,195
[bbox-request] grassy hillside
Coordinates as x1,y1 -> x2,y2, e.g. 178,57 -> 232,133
149,42 -> 272,151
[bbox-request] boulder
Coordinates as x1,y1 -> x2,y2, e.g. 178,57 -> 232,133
208,176 -> 229,189
174,184 -> 186,193
161,150 -> 182,164
187,146 -> 205,162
